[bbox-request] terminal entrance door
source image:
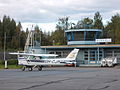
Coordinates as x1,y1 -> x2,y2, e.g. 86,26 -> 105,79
84,49 -> 103,65
89,50 -> 96,64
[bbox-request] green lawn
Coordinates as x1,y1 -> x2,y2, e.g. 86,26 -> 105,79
0,65 -> 22,69
0,60 -> 22,69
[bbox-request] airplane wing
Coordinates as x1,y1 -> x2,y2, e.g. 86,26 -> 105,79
9,52 -> 27,55
26,53 -> 58,57
9,52 -> 58,57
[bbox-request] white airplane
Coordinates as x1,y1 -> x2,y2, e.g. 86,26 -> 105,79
10,49 -> 79,71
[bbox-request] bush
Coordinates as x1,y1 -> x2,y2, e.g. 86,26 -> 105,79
0,60 -> 4,65
0,60 -> 18,65
8,60 -> 18,65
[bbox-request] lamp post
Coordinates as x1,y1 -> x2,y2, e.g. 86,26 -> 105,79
4,32 -> 7,69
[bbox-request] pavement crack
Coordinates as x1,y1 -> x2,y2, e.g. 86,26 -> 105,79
87,85 -> 110,90
105,79 -> 118,84
18,78 -> 71,90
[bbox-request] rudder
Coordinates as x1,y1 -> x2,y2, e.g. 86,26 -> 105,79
66,49 -> 79,60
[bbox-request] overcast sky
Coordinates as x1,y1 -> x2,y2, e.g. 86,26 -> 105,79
0,0 -> 120,31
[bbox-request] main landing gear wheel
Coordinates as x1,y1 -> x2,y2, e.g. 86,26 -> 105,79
37,66 -> 42,71
28,67 -> 33,71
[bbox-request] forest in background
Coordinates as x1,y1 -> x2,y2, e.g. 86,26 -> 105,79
0,11 -> 120,51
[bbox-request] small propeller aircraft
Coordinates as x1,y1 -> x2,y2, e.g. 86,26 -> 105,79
10,49 -> 79,71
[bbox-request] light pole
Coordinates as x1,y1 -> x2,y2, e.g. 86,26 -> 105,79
4,32 -> 7,69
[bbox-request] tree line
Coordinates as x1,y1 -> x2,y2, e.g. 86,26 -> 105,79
0,15 -> 26,51
54,12 -> 120,44
0,12 -> 120,51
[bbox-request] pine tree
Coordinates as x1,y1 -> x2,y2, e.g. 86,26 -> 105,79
93,12 -> 104,29
105,13 -> 120,44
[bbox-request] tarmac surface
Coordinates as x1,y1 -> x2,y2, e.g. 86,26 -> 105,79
0,67 -> 120,90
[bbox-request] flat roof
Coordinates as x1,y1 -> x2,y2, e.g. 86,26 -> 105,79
41,44 -> 120,49
65,29 -> 102,33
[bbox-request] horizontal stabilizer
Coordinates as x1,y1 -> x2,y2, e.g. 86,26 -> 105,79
9,52 -> 58,57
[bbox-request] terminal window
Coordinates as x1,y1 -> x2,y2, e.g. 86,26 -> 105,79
74,32 -> 84,41
85,31 -> 95,41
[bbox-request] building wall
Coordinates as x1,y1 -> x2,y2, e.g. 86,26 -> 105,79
33,47 -> 120,66
38,48 -> 104,66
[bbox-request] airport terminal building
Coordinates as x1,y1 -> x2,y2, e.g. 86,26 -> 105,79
33,29 -> 120,66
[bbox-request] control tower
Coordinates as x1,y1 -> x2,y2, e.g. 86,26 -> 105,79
65,29 -> 102,45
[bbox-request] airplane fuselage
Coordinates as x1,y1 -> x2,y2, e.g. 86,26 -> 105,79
18,57 -> 76,66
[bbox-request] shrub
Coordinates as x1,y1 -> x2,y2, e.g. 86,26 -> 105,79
0,60 -> 18,65
0,60 -> 4,65
8,60 -> 18,65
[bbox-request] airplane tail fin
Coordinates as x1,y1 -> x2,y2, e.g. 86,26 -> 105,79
66,49 -> 79,60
